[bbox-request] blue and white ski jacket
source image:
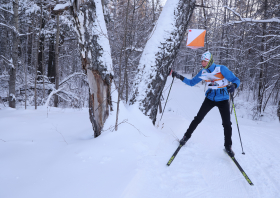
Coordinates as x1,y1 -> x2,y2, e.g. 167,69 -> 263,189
182,63 -> 240,101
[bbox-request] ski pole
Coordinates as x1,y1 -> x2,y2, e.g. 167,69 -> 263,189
160,76 -> 175,121
230,92 -> 245,155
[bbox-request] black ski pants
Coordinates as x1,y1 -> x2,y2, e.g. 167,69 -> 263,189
184,97 -> 232,147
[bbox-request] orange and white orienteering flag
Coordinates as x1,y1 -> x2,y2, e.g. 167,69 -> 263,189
186,29 -> 206,49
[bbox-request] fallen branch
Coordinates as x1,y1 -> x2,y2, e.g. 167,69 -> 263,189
53,125 -> 68,145
102,119 -> 147,137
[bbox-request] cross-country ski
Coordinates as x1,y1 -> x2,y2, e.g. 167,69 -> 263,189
166,144 -> 183,166
224,149 -> 254,186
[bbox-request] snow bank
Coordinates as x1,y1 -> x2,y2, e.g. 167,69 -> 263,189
1,75 -> 280,198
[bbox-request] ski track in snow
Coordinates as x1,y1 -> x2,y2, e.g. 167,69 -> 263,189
1,75 -> 280,198
122,77 -> 280,198
243,125 -> 280,197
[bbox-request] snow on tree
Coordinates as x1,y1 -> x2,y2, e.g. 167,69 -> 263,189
70,0 -> 114,137
130,0 -> 196,124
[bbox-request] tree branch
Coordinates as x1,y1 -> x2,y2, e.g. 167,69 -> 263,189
59,72 -> 86,86
0,7 -> 13,15
224,6 -> 280,24
0,55 -> 14,68
195,4 -> 212,8
0,22 -> 19,35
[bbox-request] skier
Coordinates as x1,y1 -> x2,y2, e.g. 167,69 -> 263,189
172,51 -> 240,157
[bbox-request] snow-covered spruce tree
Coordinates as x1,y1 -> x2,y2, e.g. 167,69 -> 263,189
130,0 -> 196,124
69,0 -> 113,137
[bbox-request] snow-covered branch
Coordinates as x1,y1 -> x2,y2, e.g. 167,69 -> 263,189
0,55 -> 14,68
263,45 -> 280,55
53,2 -> 70,11
0,23 -> 19,35
256,53 -> 280,66
59,55 -> 72,59
19,32 -> 33,37
59,72 -> 86,86
0,75 -> 9,79
224,6 -> 242,20
256,35 -> 280,38
224,6 -> 280,24
59,90 -> 79,101
44,87 -> 64,107
0,7 -> 13,15
44,72 -> 87,107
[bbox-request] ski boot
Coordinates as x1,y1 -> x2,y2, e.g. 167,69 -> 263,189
179,135 -> 189,146
225,146 -> 235,157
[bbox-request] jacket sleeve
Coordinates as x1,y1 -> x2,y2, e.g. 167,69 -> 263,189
220,66 -> 240,88
182,70 -> 203,86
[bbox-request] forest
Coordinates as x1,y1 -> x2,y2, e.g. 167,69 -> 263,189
0,0 -> 279,135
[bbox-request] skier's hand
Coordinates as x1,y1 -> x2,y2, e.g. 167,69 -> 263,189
172,71 -> 178,78
227,84 -> 237,94
172,71 -> 184,81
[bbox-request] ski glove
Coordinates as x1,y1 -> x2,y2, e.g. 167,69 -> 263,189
172,71 -> 184,81
227,83 -> 237,94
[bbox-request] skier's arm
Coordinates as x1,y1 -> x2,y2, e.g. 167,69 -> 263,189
182,71 -> 203,86
220,66 -> 240,88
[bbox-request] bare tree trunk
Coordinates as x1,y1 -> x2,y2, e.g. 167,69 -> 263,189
35,4 -> 43,109
25,34 -> 29,109
54,4 -> 60,107
42,32 -> 45,102
201,0 -> 208,50
277,101 -> 280,122
47,35 -> 55,83
34,34 -> 38,109
125,63 -> 129,103
257,0 -> 268,115
219,0 -> 227,62
130,0 -> 196,124
115,0 -> 130,131
152,0 -> 155,23
9,0 -> 19,108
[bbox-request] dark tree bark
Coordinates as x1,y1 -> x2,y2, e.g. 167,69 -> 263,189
277,101 -> 280,122
9,0 -> 19,108
130,0 -> 196,124
48,35 -> 55,83
38,18 -> 45,79
115,0 -> 130,131
54,5 -> 60,108
257,0 -> 268,115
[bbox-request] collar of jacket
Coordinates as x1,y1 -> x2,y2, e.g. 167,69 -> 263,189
204,63 -> 216,73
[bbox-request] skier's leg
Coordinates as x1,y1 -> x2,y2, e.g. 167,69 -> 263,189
184,98 -> 214,139
217,100 -> 232,147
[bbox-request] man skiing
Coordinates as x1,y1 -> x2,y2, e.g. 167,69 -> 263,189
172,51 -> 240,157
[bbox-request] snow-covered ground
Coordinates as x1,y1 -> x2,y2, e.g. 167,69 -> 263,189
1,75 -> 280,198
